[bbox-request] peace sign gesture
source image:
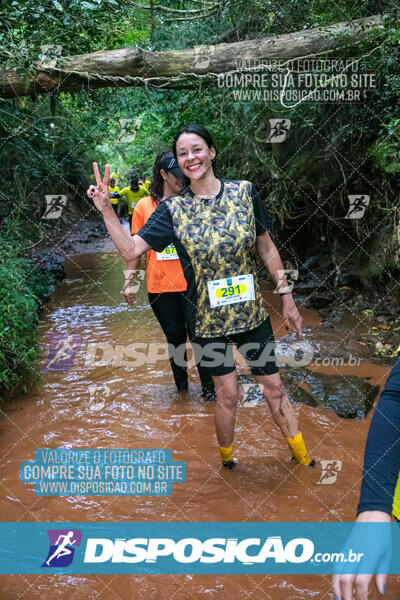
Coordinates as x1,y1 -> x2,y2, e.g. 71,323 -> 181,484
87,162 -> 111,214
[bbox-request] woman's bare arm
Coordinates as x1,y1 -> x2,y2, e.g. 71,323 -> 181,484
256,231 -> 303,337
104,209 -> 150,261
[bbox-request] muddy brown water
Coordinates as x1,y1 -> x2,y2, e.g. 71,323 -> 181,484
0,246 -> 398,599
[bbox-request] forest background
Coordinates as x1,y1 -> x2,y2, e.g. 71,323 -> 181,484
0,0 -> 399,401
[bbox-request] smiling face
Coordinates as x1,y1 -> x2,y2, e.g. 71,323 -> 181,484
175,132 -> 216,182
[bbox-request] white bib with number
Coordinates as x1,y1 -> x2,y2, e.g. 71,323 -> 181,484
207,274 -> 255,308
156,244 -> 179,261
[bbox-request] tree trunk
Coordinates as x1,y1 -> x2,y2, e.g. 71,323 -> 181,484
0,15 -> 382,99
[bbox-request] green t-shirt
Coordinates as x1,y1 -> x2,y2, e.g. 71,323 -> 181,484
108,185 -> 120,205
118,185 -> 148,214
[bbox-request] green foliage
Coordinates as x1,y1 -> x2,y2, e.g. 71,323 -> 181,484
1,0 -> 400,403
0,0 -> 150,70
371,118 -> 400,174
0,235 -> 43,403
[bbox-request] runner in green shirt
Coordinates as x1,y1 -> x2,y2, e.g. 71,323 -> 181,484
110,174 -> 148,227
108,178 -> 120,219
140,174 -> 151,191
110,169 -> 120,185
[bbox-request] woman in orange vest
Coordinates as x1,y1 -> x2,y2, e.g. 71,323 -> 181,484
125,151 -> 215,399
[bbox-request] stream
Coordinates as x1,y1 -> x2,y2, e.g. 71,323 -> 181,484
0,242 -> 397,599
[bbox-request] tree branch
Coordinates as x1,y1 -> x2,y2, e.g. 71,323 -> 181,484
136,2 -> 221,13
0,15 -> 383,99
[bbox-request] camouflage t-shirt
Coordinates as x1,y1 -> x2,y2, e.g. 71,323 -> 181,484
137,179 -> 271,338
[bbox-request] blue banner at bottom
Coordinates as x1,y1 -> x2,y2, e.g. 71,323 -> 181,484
0,522 -> 399,575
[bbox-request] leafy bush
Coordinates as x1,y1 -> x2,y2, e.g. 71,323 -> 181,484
0,239 -> 43,403
1,0 -> 400,404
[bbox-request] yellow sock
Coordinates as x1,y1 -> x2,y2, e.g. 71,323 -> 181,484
286,432 -> 311,465
219,444 -> 234,463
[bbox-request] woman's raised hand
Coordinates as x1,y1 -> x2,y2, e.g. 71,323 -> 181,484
87,162 -> 111,213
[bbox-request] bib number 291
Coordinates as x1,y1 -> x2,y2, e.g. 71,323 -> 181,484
207,275 -> 255,308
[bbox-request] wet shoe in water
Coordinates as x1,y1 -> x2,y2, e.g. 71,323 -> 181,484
290,456 -> 316,467
222,460 -> 236,470
286,432 -> 314,466
176,382 -> 189,391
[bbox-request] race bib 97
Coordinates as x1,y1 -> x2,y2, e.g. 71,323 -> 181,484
207,274 -> 255,308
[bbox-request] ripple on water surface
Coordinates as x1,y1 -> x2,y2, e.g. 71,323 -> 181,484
1,250 -> 397,599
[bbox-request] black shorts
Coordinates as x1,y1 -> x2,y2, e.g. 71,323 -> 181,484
192,318 -> 278,377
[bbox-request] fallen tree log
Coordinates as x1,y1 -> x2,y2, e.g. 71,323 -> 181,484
0,15 -> 383,99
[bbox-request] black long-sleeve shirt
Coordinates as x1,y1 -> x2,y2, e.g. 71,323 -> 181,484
358,359 -> 400,515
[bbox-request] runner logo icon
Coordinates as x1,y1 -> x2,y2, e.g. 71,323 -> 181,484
345,195 -> 370,219
42,334 -> 81,372
193,45 -> 215,70
267,119 -> 291,143
274,269 -> 299,294
42,195 -> 67,220
317,460 -> 342,485
42,529 -> 82,568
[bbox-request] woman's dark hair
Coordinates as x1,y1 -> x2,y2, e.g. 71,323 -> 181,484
130,174 -> 139,192
172,123 -> 217,173
148,151 -> 172,203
